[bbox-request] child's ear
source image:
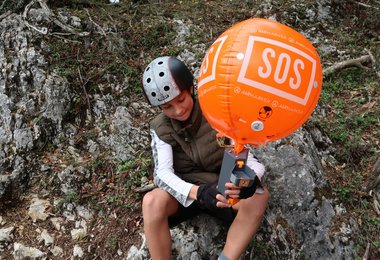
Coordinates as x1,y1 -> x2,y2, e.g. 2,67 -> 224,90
190,86 -> 194,95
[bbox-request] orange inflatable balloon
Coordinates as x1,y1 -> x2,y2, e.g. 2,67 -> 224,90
197,18 -> 322,152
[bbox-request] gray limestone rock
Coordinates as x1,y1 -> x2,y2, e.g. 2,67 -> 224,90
171,215 -> 226,259
128,129 -> 356,259
97,104 -> 150,162
0,14 -> 70,201
0,226 -> 14,250
13,242 -> 46,260
254,128 -> 355,259
28,197 -> 51,222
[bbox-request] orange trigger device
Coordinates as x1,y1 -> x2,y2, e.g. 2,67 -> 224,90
228,198 -> 241,205
217,147 -> 256,205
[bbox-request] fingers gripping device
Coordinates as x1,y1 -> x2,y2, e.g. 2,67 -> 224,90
217,148 -> 256,205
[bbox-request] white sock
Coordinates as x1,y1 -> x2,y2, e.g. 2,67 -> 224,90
218,252 -> 229,260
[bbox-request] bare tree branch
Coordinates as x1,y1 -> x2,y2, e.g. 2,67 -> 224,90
85,8 -> 106,36
23,0 -> 48,34
362,242 -> 371,260
0,0 -> 8,11
350,0 -> 380,10
0,10 -> 11,21
135,183 -> 156,193
22,0 -> 90,36
77,66 -> 93,123
323,55 -> 374,76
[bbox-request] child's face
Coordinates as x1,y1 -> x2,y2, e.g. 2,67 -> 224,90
160,89 -> 194,121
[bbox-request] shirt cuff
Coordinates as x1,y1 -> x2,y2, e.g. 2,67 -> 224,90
182,183 -> 195,207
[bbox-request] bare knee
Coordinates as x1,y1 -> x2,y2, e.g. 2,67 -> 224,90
142,189 -> 178,221
240,188 -> 270,218
142,191 -> 162,216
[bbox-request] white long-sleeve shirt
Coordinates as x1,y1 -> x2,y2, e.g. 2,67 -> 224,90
150,129 -> 266,207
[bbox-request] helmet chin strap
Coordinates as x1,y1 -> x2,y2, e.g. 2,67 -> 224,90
179,87 -> 197,127
190,86 -> 196,112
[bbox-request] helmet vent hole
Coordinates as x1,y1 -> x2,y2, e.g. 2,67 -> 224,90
164,86 -> 170,91
158,61 -> 163,65
151,92 -> 156,97
147,78 -> 151,83
159,72 -> 165,77
146,67 -> 150,71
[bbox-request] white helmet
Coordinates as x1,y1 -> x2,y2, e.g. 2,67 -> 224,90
142,56 -> 194,106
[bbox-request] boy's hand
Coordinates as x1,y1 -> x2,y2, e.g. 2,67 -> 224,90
225,181 -> 258,199
196,181 -> 220,210
215,182 -> 240,208
215,193 -> 232,208
223,182 -> 241,197
197,181 -> 258,209
237,176 -> 260,199
239,185 -> 257,199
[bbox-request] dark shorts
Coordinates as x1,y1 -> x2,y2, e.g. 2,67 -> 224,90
168,201 -> 237,228
168,171 -> 238,227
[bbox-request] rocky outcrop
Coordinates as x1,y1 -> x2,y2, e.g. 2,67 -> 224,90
127,128 -> 356,259
0,7 -> 151,201
257,129 -> 355,259
0,9 -> 153,258
126,215 -> 228,260
0,13 -> 70,201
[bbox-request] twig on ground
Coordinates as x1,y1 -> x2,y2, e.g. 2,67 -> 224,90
52,18 -> 90,36
362,242 -> 371,260
369,188 -> 380,215
365,48 -> 380,78
85,8 -> 107,36
23,0 -> 48,34
102,7 -> 115,22
250,246 -> 254,260
323,55 -> 373,76
135,183 -> 156,193
51,33 -> 82,44
351,0 -> 379,10
373,195 -> 380,215
77,66 -> 93,123
22,0 -> 90,36
0,10 -> 11,21
365,49 -> 376,65
0,0 -> 8,11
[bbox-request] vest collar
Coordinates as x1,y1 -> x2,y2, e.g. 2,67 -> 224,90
171,99 -> 202,136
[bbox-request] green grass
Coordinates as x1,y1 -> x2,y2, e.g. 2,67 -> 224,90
246,239 -> 275,260
318,64 -> 379,257
374,242 -> 380,253
333,187 -> 353,203
116,152 -> 152,189
65,191 -> 79,203
319,67 -> 379,165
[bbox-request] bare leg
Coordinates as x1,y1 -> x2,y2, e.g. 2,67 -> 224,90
142,188 -> 179,260
222,188 -> 270,260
